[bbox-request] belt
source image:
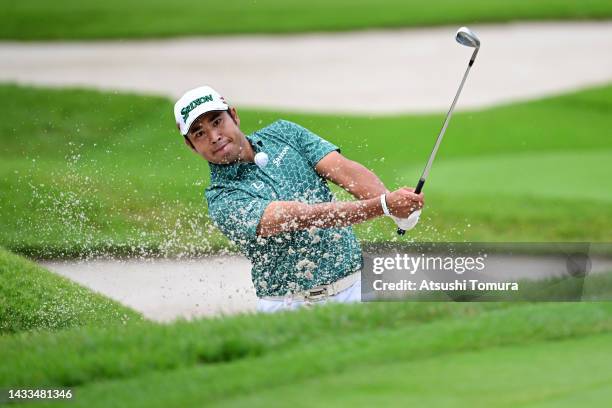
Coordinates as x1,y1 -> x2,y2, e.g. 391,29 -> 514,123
261,271 -> 361,302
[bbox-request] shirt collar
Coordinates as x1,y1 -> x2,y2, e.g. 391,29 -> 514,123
208,133 -> 264,181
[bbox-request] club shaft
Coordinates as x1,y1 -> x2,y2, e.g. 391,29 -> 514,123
398,47 -> 478,235
419,48 -> 477,183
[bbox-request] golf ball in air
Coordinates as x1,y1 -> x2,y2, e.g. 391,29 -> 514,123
254,152 -> 269,168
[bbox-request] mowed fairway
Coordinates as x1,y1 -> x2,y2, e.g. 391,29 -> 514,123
1,83 -> 611,256
418,150 -> 612,202
3,300 -> 612,407
3,0 -> 612,40
212,334 -> 612,407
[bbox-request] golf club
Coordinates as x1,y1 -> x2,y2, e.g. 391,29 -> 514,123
397,26 -> 481,235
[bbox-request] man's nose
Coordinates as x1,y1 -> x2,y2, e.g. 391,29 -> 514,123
210,130 -> 222,143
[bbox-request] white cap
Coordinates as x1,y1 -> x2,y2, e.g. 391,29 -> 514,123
174,86 -> 229,136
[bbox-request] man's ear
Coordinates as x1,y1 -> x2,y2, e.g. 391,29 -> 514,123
184,136 -> 197,152
228,107 -> 240,127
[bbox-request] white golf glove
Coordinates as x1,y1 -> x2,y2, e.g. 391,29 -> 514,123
380,193 -> 421,232
390,210 -> 421,231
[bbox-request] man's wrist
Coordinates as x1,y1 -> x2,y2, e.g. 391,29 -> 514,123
360,196 -> 386,220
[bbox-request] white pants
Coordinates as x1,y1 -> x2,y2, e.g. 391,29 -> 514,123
256,279 -> 362,313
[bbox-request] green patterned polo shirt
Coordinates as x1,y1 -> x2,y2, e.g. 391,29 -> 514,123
205,120 -> 363,297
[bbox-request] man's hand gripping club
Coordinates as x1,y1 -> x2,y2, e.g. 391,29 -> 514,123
381,188 -> 423,231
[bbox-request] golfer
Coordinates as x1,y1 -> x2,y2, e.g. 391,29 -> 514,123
174,86 -> 424,312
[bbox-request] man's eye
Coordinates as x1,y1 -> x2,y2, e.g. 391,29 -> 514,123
213,118 -> 221,127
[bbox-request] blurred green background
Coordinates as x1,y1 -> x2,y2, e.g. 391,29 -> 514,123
3,0 -> 612,40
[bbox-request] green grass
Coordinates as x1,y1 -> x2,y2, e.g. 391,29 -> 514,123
3,301 -> 612,406
1,83 -> 612,257
3,272 -> 609,389
2,0 -> 612,40
0,302 -> 509,387
210,333 -> 612,407
0,247 -> 142,333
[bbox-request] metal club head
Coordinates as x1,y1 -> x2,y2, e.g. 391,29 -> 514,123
456,27 -> 480,48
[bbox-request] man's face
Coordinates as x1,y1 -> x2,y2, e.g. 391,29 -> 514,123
185,108 -> 244,164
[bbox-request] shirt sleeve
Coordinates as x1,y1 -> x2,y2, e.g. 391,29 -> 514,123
280,120 -> 339,168
206,188 -> 271,242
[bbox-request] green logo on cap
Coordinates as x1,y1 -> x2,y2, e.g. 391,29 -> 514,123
181,94 -> 213,122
